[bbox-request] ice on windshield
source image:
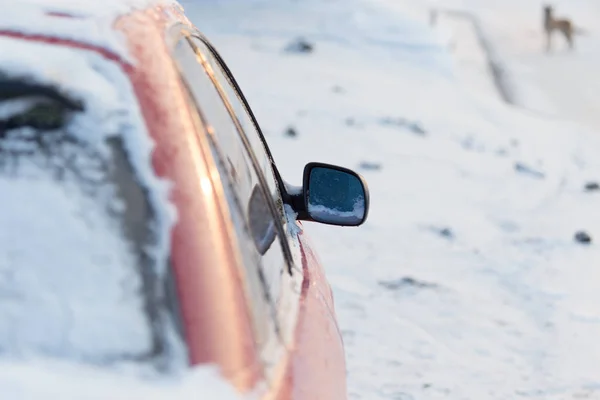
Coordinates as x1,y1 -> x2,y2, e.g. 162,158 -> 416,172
0,36 -> 182,372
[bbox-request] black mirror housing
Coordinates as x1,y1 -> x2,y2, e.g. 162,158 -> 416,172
291,162 -> 369,227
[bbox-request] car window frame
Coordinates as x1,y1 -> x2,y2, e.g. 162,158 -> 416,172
187,33 -> 290,204
168,27 -> 297,380
184,36 -> 285,211
172,28 -> 296,272
179,81 -> 283,372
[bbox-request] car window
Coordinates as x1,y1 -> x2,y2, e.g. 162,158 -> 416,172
188,37 -> 285,218
173,37 -> 291,357
0,77 -> 182,370
181,84 -> 278,353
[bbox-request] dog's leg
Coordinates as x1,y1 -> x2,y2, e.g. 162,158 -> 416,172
566,29 -> 574,50
545,30 -> 552,52
429,9 -> 437,27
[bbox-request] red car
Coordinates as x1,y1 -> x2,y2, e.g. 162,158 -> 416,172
0,1 -> 369,399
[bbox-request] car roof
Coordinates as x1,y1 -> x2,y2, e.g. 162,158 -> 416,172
0,0 -> 188,59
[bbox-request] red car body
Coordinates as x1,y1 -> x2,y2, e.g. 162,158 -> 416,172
0,2 -> 369,399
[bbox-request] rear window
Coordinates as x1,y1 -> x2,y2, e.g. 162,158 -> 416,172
0,38 -> 184,373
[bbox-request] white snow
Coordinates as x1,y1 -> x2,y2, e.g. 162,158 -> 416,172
2,0 -> 600,397
0,358 -> 246,400
0,22 -> 204,398
181,0 -> 600,398
0,175 -> 152,360
0,2 -> 250,399
0,0 -> 186,61
308,202 -> 365,225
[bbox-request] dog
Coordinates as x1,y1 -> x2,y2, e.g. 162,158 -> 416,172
543,5 -> 585,52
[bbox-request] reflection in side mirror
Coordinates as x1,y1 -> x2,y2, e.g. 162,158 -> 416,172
303,162 -> 369,226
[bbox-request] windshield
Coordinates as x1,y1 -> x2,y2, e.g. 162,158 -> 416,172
0,40 -> 183,373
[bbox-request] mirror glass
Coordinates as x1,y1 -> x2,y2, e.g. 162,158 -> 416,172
307,166 -> 366,225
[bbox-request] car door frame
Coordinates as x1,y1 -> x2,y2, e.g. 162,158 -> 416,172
173,27 -> 295,268
167,24 -> 305,386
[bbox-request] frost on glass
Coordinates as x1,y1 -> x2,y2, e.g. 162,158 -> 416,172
307,167 -> 366,225
0,63 -> 180,372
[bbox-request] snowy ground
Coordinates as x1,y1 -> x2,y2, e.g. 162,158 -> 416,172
2,0 -> 597,398
182,0 -> 600,398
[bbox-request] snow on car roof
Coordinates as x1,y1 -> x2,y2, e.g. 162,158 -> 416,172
0,0 -> 185,59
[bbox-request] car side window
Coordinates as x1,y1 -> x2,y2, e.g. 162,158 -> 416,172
173,36 -> 291,358
188,37 -> 286,222
181,84 -> 277,358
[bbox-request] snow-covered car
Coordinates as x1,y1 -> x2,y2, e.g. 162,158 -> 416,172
0,1 -> 369,399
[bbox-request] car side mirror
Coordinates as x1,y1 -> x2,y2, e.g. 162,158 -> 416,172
291,162 -> 369,226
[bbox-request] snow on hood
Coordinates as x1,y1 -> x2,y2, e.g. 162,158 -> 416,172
0,0 -> 186,61
0,358 -> 248,400
0,24 -> 180,373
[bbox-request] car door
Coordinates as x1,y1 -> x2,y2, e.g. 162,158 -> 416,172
179,33 -> 350,400
183,33 -> 306,348
170,30 -> 302,385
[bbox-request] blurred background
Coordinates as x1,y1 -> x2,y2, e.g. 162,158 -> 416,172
180,0 -> 600,399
